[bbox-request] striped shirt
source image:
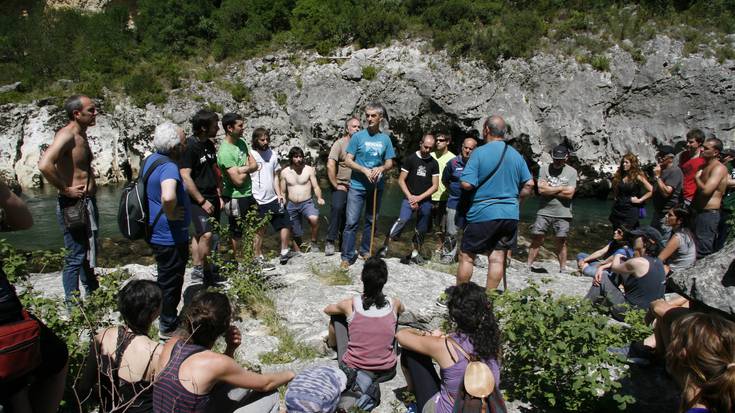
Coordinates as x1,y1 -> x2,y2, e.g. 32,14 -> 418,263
153,340 -> 210,413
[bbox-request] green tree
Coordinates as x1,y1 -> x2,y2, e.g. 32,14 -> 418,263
136,0 -> 218,56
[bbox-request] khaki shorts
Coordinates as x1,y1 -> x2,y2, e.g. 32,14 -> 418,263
530,215 -> 571,238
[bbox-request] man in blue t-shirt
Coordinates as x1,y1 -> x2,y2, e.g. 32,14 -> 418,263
457,116 -> 534,290
144,122 -> 191,339
340,103 -> 395,268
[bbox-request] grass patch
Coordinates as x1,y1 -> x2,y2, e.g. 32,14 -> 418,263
310,263 -> 352,285
423,260 -> 458,275
362,65 -> 379,80
258,303 -> 320,364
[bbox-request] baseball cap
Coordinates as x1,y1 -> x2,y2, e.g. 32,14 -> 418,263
656,145 -> 676,157
627,226 -> 664,247
285,365 -> 347,413
551,145 -> 570,159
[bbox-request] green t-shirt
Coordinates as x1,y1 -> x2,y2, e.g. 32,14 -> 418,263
431,150 -> 455,201
217,139 -> 252,198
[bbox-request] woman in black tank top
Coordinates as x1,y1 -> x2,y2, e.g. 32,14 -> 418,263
78,280 -> 163,413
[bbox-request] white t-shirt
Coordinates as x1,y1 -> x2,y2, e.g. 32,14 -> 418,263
251,148 -> 281,204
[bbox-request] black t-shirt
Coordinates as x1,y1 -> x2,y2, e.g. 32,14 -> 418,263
401,151 -> 439,196
180,136 -> 220,199
652,166 -> 683,213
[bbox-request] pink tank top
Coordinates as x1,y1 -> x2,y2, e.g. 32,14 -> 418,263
341,295 -> 397,371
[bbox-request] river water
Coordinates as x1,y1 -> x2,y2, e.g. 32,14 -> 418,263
3,182 -> 623,259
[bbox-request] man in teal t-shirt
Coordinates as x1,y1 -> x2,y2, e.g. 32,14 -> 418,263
340,103 -> 395,267
217,113 -> 257,256
457,115 -> 534,290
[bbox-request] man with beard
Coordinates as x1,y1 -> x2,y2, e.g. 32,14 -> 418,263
280,146 -> 325,252
693,137 -> 728,257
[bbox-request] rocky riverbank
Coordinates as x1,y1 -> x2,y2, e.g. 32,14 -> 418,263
1,37 -> 733,192
29,251 -> 684,412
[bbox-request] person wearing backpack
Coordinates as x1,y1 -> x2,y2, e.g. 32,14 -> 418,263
143,122 -> 191,340
397,282 -> 503,413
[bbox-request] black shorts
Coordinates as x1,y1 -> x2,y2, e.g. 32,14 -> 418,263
0,315 -> 68,400
190,196 -> 221,236
225,196 -> 257,239
257,200 -> 290,231
461,219 -> 518,254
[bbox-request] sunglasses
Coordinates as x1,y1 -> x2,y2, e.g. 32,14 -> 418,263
436,138 -> 447,142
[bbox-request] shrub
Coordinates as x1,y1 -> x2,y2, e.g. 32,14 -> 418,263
495,285 -> 649,411
362,65 -> 378,80
591,54 -> 611,71
228,82 -> 253,103
274,91 -> 287,108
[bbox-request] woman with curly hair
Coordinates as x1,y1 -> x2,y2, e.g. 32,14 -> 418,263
609,153 -> 653,229
396,282 -> 501,413
666,312 -> 735,413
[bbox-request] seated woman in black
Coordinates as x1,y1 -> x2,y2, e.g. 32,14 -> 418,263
79,279 -> 163,413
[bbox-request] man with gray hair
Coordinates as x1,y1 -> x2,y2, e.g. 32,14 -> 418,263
455,115 -> 534,291
325,117 -> 361,256
38,94 -> 100,305
143,122 -> 191,339
340,103 -> 395,268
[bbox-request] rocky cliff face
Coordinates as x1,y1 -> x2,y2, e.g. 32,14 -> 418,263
1,37 -> 733,190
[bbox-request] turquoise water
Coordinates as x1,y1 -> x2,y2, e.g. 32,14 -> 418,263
2,182 -> 620,253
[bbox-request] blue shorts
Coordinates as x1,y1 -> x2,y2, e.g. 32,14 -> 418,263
287,199 -> 320,238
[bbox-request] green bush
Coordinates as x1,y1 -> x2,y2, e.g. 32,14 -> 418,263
591,54 -> 611,71
362,65 -> 378,80
495,285 -> 650,411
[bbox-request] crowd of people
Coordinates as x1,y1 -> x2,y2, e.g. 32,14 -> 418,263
0,94 -> 734,412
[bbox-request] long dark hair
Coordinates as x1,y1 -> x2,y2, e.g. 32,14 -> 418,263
361,257 -> 388,310
445,282 -> 501,360
670,207 -> 695,243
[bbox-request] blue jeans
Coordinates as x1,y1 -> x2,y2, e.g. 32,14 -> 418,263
56,196 -> 99,303
341,186 -> 383,262
327,188 -> 348,244
576,253 -> 600,277
388,199 -> 432,246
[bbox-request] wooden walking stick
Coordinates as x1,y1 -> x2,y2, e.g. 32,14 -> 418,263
502,251 -> 509,291
368,184 -> 378,256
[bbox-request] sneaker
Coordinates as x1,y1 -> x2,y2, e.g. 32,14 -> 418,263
191,266 -> 204,284
158,330 -> 174,342
256,257 -> 276,272
309,241 -> 320,253
324,242 -> 335,256
376,244 -> 389,258
279,250 -> 299,265
410,254 -> 425,265
340,260 -> 350,269
406,403 -> 418,413
608,343 -> 653,366
435,292 -> 448,308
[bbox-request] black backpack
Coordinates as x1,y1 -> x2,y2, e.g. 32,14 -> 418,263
117,156 -> 170,241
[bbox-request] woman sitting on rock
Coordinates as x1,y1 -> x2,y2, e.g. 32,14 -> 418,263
576,226 -> 634,277
153,291 -> 294,413
324,256 -> 404,411
666,312 -> 735,413
609,153 -> 653,230
79,279 -> 163,413
396,282 -> 502,413
657,207 -> 696,275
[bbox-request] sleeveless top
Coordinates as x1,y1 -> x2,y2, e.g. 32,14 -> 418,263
153,340 -> 210,413
668,231 -> 696,272
436,334 -> 501,413
98,327 -> 160,413
0,267 -> 23,324
610,178 -> 642,228
623,257 -> 666,309
341,295 -> 397,371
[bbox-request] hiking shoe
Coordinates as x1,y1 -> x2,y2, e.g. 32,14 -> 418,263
406,403 -> 418,413
309,241 -> 320,253
158,330 -> 175,342
608,343 -> 653,366
279,250 -> 299,265
410,254 -> 425,266
435,292 -> 448,308
377,244 -> 389,258
191,266 -> 204,284
340,260 -> 350,269
324,242 -> 335,256
255,256 -> 276,272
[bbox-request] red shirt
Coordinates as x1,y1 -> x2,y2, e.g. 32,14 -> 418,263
680,152 -> 705,201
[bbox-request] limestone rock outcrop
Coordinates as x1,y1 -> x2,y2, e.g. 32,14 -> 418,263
669,241 -> 735,316
2,37 -> 733,190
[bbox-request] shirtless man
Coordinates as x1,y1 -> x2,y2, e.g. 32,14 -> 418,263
38,95 -> 99,304
693,137 -> 729,258
280,147 -> 325,252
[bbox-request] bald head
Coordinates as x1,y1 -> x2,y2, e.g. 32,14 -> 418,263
483,115 -> 507,141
